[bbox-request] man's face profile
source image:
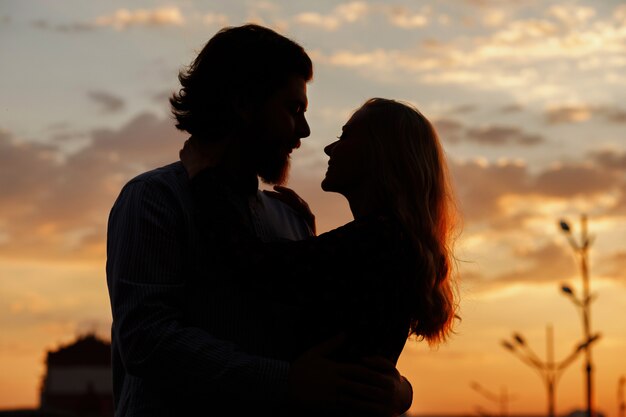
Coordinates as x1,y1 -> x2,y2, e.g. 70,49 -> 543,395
250,75 -> 310,185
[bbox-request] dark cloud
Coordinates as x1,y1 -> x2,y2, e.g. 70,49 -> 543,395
433,117 -> 464,144
466,125 -> 544,146
545,104 -> 626,125
491,241 -> 577,284
597,108 -> 626,124
433,118 -> 544,147
88,91 -> 125,113
588,149 -> 626,172
449,157 -> 624,226
0,113 -> 184,261
0,130 -> 62,206
449,159 -> 531,223
533,164 -> 620,197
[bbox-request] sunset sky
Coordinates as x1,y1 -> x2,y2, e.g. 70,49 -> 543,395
1,0 -> 625,415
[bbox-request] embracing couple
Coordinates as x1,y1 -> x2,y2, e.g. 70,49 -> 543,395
106,23 -> 459,417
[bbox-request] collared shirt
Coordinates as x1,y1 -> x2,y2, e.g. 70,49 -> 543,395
106,161 -> 312,417
250,190 -> 314,242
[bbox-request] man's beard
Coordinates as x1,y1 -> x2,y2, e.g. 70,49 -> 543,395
257,151 -> 290,185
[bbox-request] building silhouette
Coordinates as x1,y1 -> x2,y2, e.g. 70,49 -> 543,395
39,334 -> 113,417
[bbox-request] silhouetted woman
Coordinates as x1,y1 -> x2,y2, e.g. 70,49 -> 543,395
191,97 -> 459,407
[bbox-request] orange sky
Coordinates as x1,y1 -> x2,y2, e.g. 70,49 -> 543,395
1,0 -> 625,415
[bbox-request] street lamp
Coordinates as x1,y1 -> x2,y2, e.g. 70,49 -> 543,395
559,214 -> 597,417
470,381 -> 513,417
501,324 -> 600,417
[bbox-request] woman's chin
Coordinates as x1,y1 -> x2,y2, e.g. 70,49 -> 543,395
321,177 -> 335,192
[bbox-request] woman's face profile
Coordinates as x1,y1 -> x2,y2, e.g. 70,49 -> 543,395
321,107 -> 373,196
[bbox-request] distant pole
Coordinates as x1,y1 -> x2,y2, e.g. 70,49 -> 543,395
501,324 -> 598,417
559,214 -> 596,417
619,376 -> 625,417
470,381 -> 512,417
546,325 -> 555,417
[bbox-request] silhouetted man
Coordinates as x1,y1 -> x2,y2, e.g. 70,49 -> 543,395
106,23 -> 412,417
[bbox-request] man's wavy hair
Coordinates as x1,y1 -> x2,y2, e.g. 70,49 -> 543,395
170,24 -> 313,141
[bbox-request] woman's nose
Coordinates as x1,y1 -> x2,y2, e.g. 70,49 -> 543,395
324,141 -> 336,156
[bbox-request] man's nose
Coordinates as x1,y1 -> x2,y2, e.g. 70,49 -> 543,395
298,115 -> 310,139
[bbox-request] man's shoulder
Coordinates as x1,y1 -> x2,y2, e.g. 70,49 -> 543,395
127,161 -> 186,186
115,161 -> 189,205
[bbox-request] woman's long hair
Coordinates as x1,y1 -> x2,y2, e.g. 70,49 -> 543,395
360,98 -> 460,346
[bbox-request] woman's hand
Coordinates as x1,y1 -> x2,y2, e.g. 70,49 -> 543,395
179,136 -> 219,179
263,185 -> 316,235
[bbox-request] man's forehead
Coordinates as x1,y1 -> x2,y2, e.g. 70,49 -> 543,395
282,76 -> 308,103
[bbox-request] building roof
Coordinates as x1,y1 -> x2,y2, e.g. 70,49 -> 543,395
46,334 -> 111,367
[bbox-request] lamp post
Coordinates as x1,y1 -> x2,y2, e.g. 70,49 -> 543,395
470,381 -> 512,417
501,324 -> 599,417
559,214 -> 596,417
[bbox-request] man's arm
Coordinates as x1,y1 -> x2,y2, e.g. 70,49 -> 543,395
107,177 -> 406,415
287,335 -> 412,417
106,178 -> 289,408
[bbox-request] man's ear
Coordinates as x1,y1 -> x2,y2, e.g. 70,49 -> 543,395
232,94 -> 258,124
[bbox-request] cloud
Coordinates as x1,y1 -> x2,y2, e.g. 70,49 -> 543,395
87,91 -> 125,113
482,9 -> 507,27
450,159 -> 531,223
433,117 -> 464,144
431,118 -> 543,146
294,2 -> 431,31
491,241 -> 577,284
547,5 -> 596,27
335,1 -> 370,22
0,114 -> 184,262
545,105 -> 594,124
545,104 -> 626,125
386,6 -> 429,29
31,7 -> 185,32
448,157 -> 624,227
466,125 -> 544,146
31,19 -> 94,32
597,107 -> 626,124
577,151 -> 626,215
449,104 -> 477,114
588,149 -> 626,172
315,5 -> 626,97
294,12 -> 342,31
533,163 -> 621,198
294,1 -> 370,31
95,6 -> 184,30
